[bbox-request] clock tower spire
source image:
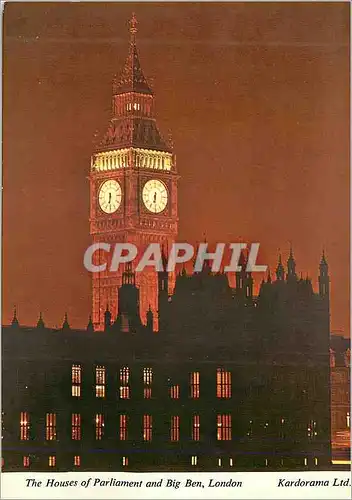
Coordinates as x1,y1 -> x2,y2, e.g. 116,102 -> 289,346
89,15 -> 178,330
129,12 -> 137,42
113,13 -> 153,97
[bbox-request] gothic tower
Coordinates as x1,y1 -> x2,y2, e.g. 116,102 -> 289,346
286,245 -> 297,282
89,15 -> 178,330
276,253 -> 285,281
318,250 -> 330,299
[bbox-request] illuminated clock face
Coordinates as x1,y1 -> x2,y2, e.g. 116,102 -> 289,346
98,179 -> 122,214
142,179 -> 168,213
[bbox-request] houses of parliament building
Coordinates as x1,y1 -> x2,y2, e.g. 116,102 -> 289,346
1,16 -> 350,472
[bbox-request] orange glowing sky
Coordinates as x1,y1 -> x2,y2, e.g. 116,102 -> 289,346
3,2 -> 350,335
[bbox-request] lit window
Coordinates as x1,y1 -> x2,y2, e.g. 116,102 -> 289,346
72,364 -> 81,397
347,412 -> 350,429
314,457 -> 318,466
46,413 -> 56,441
72,364 -> 81,383
170,416 -> 180,442
265,458 -> 268,467
144,387 -> 152,399
120,366 -> 129,384
143,368 -> 152,398
119,415 -> 127,441
216,369 -> 231,398
191,456 -> 197,466
120,386 -> 130,399
20,412 -> 30,440
23,456 -> 30,468
307,419 -> 317,438
122,456 -> 128,466
192,415 -> 200,441
96,366 -> 105,383
143,368 -> 153,385
96,385 -> 105,398
217,414 -> 231,441
48,456 -> 56,467
304,458 -> 308,466
95,366 -> 105,398
95,414 -> 104,440
72,414 -> 81,441
72,385 -> 80,397
120,367 -> 130,399
143,415 -> 152,441
190,372 -> 200,399
218,458 -> 222,467
229,458 -> 233,467
170,385 -> 180,399
74,455 -> 80,467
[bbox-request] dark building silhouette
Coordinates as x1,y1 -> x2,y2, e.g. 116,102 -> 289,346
2,250 -> 335,472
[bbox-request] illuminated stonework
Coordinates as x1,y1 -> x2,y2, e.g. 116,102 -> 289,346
89,17 -> 178,330
91,148 -> 172,172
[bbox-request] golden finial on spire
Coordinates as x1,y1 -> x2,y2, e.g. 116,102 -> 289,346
129,13 -> 138,42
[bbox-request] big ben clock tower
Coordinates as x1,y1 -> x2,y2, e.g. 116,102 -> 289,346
89,15 -> 178,330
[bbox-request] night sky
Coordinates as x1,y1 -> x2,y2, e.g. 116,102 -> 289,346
3,2 -> 350,335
